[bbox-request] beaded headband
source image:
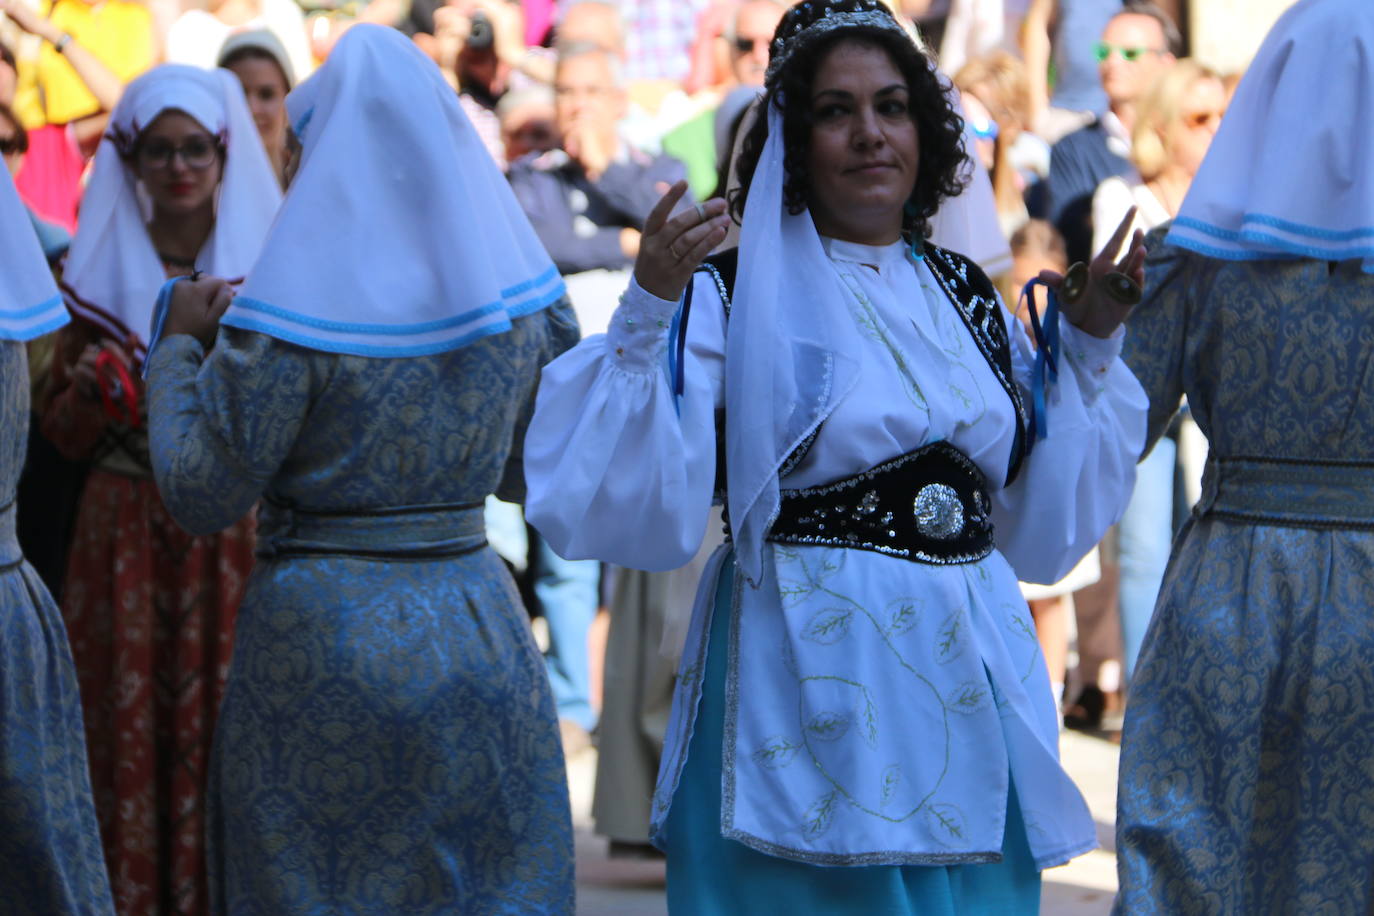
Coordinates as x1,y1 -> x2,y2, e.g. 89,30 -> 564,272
765,4 -> 912,85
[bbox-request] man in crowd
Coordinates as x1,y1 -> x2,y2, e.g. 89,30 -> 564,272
1046,0 -> 1178,263
508,42 -> 689,278
663,0 -> 784,196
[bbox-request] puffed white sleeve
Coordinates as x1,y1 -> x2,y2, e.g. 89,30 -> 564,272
524,272 -> 726,571
989,307 -> 1148,585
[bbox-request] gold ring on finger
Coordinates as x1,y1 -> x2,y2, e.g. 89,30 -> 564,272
669,243 -> 682,259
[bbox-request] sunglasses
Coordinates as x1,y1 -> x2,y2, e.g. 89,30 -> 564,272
0,134 -> 25,155
1182,109 -> 1224,130
733,36 -> 765,53
967,116 -> 999,142
1093,42 -> 1166,63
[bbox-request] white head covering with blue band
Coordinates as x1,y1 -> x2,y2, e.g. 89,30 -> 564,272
223,25 -> 565,358
0,168 -> 65,341
63,64 -> 281,360
1167,0 -> 1374,272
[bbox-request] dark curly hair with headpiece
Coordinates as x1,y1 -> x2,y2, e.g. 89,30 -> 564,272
729,0 -> 969,240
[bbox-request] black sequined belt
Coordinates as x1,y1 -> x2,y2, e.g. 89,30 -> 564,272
767,441 -> 995,565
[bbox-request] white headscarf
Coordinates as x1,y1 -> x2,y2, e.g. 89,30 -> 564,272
62,64 -> 282,360
1167,0 -> 1374,271
224,25 -> 565,357
0,168 -> 65,341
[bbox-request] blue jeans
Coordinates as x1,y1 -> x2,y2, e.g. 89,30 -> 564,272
1118,437 -> 1177,685
532,532 -> 600,731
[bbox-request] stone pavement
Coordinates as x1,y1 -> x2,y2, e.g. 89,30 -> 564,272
568,730 -> 1120,915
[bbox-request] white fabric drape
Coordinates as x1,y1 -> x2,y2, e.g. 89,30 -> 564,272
0,168 -> 65,341
224,25 -> 565,358
62,64 -> 281,358
1168,0 -> 1374,271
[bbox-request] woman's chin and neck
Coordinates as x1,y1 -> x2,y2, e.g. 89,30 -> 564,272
148,201 -> 216,267
809,203 -> 904,248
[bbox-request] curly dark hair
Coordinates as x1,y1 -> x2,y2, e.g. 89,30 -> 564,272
729,0 -> 970,240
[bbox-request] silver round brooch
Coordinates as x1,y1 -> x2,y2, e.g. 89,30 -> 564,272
913,483 -> 965,540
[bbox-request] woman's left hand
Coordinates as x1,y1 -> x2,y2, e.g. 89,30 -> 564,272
1039,207 -> 1147,339
162,275 -> 234,350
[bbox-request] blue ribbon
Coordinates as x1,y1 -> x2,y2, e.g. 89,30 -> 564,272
1019,277 -> 1061,446
142,275 -> 190,379
667,281 -> 693,415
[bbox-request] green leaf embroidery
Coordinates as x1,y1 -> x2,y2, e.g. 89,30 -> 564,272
936,610 -> 966,663
1007,609 -> 1037,643
886,598 -> 921,636
801,608 -> 853,645
752,736 -> 802,769
925,802 -> 968,844
880,765 -> 902,806
945,680 -> 990,715
805,711 -> 850,742
861,693 -> 879,748
803,790 -> 840,840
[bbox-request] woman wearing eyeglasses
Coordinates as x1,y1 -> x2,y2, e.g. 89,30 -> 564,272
38,64 -> 280,916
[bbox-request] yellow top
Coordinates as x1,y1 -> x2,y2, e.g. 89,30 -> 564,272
13,0 -> 155,129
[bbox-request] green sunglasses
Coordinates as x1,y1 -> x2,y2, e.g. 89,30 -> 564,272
1093,42 -> 1166,63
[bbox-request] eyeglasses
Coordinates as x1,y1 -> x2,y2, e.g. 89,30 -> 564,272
733,36 -> 765,54
1093,42 -> 1167,63
136,137 -> 220,170
0,134 -> 25,156
1182,109 -> 1224,130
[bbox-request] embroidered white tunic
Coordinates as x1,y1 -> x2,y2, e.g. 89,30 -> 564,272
525,236 -> 1147,869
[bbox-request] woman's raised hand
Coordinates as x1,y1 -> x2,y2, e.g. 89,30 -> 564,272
163,275 -> 235,349
1041,207 -> 1148,339
633,181 -> 731,302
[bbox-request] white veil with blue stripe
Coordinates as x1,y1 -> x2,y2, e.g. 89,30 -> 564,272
1167,0 -> 1374,272
0,168 -> 64,341
224,25 -> 565,357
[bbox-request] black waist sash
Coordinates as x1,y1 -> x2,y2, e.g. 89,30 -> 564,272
767,441 -> 995,565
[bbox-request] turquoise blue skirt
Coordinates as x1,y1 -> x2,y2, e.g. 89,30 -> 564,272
663,556 -> 1041,915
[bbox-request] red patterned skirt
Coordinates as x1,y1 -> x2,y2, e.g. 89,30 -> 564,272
60,470 -> 254,916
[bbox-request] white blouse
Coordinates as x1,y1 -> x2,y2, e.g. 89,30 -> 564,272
525,237 -> 1147,869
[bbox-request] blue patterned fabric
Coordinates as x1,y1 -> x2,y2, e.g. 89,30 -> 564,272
0,340 -> 114,915
664,554 -> 1041,915
1116,238 -> 1374,914
144,305 -> 580,915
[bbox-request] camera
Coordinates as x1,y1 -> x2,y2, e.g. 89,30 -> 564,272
468,10 -> 494,50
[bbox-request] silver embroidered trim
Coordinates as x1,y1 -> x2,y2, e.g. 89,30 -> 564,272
914,483 -> 964,540
765,9 -> 911,84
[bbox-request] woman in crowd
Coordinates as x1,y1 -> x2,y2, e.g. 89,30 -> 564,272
144,26 -> 575,913
165,0 -> 313,89
1116,1 -> 1374,911
2,0 -> 147,231
953,50 -> 1034,239
41,64 -> 280,915
525,1 -> 1147,910
218,29 -> 295,188
0,164 -> 113,916
1092,57 -> 1225,688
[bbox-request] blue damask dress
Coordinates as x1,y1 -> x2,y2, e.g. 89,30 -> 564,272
1,339 -> 114,914
144,308 -> 580,915
1116,237 -> 1374,913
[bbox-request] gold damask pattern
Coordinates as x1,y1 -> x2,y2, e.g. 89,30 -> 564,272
1116,238 -> 1374,914
145,305 -> 580,915
0,340 -> 114,914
